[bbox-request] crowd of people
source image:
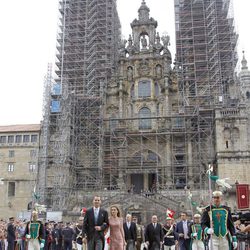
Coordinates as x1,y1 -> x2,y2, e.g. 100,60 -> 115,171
1,191 -> 250,250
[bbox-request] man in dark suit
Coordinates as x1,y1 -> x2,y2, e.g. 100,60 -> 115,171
7,217 -> 16,250
145,215 -> 164,250
123,214 -> 137,250
175,212 -> 192,250
62,222 -> 75,250
82,196 -> 109,250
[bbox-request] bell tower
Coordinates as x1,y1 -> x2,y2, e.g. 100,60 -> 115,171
130,0 -> 158,50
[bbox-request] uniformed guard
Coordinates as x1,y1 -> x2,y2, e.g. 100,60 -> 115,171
75,217 -> 84,250
201,191 -> 237,250
191,214 -> 204,250
162,217 -> 176,250
25,210 -> 45,250
133,216 -> 144,250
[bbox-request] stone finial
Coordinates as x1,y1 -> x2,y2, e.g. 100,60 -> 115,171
241,51 -> 248,71
138,0 -> 150,21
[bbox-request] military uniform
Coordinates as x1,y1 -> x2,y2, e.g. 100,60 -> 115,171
191,223 -> 204,250
201,205 -> 236,250
162,223 -> 176,250
25,220 -> 45,250
135,223 -> 143,250
75,224 -> 86,250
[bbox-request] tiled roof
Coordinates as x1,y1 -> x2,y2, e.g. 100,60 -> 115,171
0,124 -> 41,133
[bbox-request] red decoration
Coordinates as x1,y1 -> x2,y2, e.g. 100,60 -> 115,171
236,184 -> 249,210
81,207 -> 87,214
166,208 -> 175,218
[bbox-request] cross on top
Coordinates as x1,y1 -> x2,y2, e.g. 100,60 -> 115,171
216,212 -> 221,222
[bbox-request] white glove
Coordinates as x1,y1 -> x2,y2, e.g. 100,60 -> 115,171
206,228 -> 214,234
40,243 -> 44,248
233,242 -> 237,249
26,234 -> 31,239
192,232 -> 197,237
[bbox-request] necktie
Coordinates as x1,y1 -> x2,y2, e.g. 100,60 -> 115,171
94,208 -> 98,223
154,223 -> 156,228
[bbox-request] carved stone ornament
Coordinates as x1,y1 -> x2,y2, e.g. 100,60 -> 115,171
138,59 -> 150,76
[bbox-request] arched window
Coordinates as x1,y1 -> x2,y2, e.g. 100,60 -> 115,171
138,80 -> 151,98
139,107 -> 151,129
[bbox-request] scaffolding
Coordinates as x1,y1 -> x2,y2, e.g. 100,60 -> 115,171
175,0 -> 238,106
38,0 -> 239,215
38,0 -> 121,209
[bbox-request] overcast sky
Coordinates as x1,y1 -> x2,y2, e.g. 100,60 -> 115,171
0,0 -> 249,126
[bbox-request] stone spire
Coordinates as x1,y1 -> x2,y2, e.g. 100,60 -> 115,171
241,51 -> 248,71
138,0 -> 150,21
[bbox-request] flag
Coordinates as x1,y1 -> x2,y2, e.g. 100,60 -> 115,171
236,184 -> 249,210
166,208 -> 175,219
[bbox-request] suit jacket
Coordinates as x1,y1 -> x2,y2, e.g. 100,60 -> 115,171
82,207 -> 109,241
7,223 -> 16,243
123,221 -> 137,242
144,223 -> 164,249
175,220 -> 192,242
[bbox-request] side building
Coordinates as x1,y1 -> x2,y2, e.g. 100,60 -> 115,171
0,124 -> 40,219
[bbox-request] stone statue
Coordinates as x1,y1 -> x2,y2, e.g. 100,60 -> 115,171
156,65 -> 162,78
161,35 -> 170,48
156,32 -> 161,46
141,35 -> 147,49
127,67 -> 133,81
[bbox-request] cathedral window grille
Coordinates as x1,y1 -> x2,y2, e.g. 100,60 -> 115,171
139,107 -> 152,130
138,80 -> 151,98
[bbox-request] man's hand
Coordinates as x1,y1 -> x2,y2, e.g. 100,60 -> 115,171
179,233 -> 184,237
192,232 -> 197,237
95,226 -> 101,231
26,234 -> 31,239
233,242 -> 237,249
83,238 -> 87,244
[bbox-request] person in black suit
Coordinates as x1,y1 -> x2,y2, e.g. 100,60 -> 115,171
144,215 -> 164,250
175,212 -> 192,250
123,214 -> 137,250
62,222 -> 75,250
7,217 -> 16,250
82,196 -> 109,250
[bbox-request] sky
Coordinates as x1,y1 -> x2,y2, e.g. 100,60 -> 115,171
0,0 -> 249,126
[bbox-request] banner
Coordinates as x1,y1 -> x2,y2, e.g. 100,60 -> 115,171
236,184 -> 249,210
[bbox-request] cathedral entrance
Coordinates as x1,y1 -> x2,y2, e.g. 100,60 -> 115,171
131,174 -> 144,194
148,173 -> 157,192
130,173 -> 158,193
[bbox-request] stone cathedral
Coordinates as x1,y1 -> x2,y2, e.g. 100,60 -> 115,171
104,2 -> 178,194
101,1 -> 250,219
